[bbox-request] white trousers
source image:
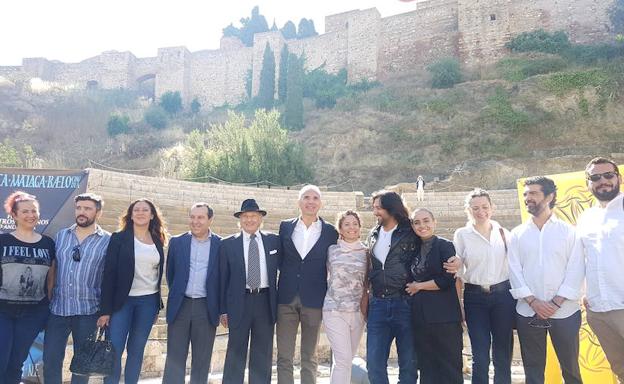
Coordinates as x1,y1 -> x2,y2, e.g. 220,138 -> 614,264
322,310 -> 366,384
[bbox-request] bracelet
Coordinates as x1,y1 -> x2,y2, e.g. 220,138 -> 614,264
550,299 -> 561,308
527,298 -> 536,306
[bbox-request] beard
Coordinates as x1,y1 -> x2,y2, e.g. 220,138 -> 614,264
526,200 -> 546,216
76,215 -> 95,228
592,182 -> 620,202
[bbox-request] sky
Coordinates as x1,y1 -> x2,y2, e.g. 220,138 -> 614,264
1,0 -> 419,66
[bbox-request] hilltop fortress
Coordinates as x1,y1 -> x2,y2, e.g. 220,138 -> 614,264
0,0 -> 615,108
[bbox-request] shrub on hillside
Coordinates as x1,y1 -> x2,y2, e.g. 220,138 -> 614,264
427,58 -> 462,89
496,57 -> 567,81
481,87 -> 531,133
190,98 -> 201,114
107,114 -> 130,136
181,110 -> 312,185
159,91 -> 183,115
0,139 -> 37,167
506,30 -> 571,54
144,105 -> 168,129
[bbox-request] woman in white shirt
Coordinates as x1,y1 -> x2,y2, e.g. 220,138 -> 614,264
453,189 -> 515,384
98,199 -> 167,384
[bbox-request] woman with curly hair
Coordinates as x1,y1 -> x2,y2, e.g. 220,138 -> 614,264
97,198 -> 167,384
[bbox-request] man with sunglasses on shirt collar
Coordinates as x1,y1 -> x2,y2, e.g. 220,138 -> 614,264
508,176 -> 585,384
43,193 -> 111,384
572,157 -> 624,382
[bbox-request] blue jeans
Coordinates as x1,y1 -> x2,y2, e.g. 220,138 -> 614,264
0,304 -> 49,384
104,294 -> 159,384
43,313 -> 99,384
366,296 -> 417,384
464,286 -> 516,384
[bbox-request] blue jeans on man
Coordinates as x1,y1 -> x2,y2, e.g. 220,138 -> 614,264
464,284 -> 516,384
104,293 -> 159,384
366,296 -> 417,384
43,313 -> 99,384
0,304 -> 49,384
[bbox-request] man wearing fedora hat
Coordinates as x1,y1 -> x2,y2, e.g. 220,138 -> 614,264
219,198 -> 281,384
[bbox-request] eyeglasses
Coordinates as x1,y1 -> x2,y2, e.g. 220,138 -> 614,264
587,171 -> 618,182
528,316 -> 551,329
72,245 -> 81,262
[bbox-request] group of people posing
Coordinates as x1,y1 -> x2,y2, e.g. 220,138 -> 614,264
0,156 -> 623,384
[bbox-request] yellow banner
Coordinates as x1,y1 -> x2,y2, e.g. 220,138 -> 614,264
516,169 -> 622,384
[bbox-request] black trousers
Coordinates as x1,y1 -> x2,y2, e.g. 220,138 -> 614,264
163,297 -> 217,384
222,291 -> 274,384
412,305 -> 463,384
516,310 -> 582,384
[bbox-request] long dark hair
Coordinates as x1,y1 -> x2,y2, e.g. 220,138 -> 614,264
371,190 -> 411,226
119,198 -> 168,245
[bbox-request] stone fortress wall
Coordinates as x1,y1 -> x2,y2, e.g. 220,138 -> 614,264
0,0 -> 615,108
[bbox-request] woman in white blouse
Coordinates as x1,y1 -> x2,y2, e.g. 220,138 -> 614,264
453,189 -> 515,384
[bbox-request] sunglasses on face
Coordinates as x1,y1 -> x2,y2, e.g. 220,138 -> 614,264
72,245 -> 81,262
587,172 -> 618,182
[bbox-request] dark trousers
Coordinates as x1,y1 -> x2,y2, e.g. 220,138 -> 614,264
163,297 -> 217,384
516,310 -> 582,384
0,304 -> 49,384
366,296 -> 417,384
223,291 -> 274,384
464,285 -> 516,384
104,293 -> 159,384
43,313 -> 99,384
411,302 -> 463,384
276,295 -> 323,384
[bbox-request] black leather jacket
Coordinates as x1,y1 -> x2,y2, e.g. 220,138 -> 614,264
368,223 -> 420,298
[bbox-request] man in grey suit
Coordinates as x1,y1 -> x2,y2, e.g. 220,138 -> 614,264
163,203 -> 222,384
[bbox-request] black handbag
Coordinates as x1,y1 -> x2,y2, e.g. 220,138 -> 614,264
69,327 -> 115,377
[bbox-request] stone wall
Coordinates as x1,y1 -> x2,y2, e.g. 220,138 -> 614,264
1,2 -> 616,106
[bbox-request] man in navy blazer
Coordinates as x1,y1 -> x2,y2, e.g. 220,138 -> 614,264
219,199 -> 281,384
163,202 -> 222,384
276,185 -> 339,384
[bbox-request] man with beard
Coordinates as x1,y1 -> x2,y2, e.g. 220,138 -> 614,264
366,190 -> 420,384
43,193 -> 111,384
572,157 -> 624,381
508,177 -> 585,384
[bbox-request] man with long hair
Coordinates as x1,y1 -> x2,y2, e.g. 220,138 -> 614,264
366,190 -> 420,384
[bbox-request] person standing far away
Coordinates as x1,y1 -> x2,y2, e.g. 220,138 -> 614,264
416,176 -> 426,202
508,176 -> 584,384
44,193 -> 111,384
366,190 -> 420,384
572,157 -> 624,382
162,202 -> 222,384
276,185 -> 339,384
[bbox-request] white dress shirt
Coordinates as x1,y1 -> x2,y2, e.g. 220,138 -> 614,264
508,215 -> 584,318
453,220 -> 510,285
291,218 -> 322,259
573,193 -> 624,312
373,225 -> 397,267
242,231 -> 269,289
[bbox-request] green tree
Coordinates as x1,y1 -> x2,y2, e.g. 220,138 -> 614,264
190,98 -> 201,114
427,58 -> 462,89
257,43 -> 276,110
244,69 -> 253,100
283,54 -> 304,130
611,0 -> 624,36
297,18 -> 318,39
222,6 -> 269,47
144,105 -> 168,129
278,45 -> 290,103
182,110 -> 312,185
159,91 -> 183,115
281,21 -> 297,39
107,114 -> 130,136
0,140 -> 36,167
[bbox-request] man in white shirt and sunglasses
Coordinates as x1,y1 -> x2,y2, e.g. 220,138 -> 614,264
508,176 -> 585,384
572,157 -> 624,382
